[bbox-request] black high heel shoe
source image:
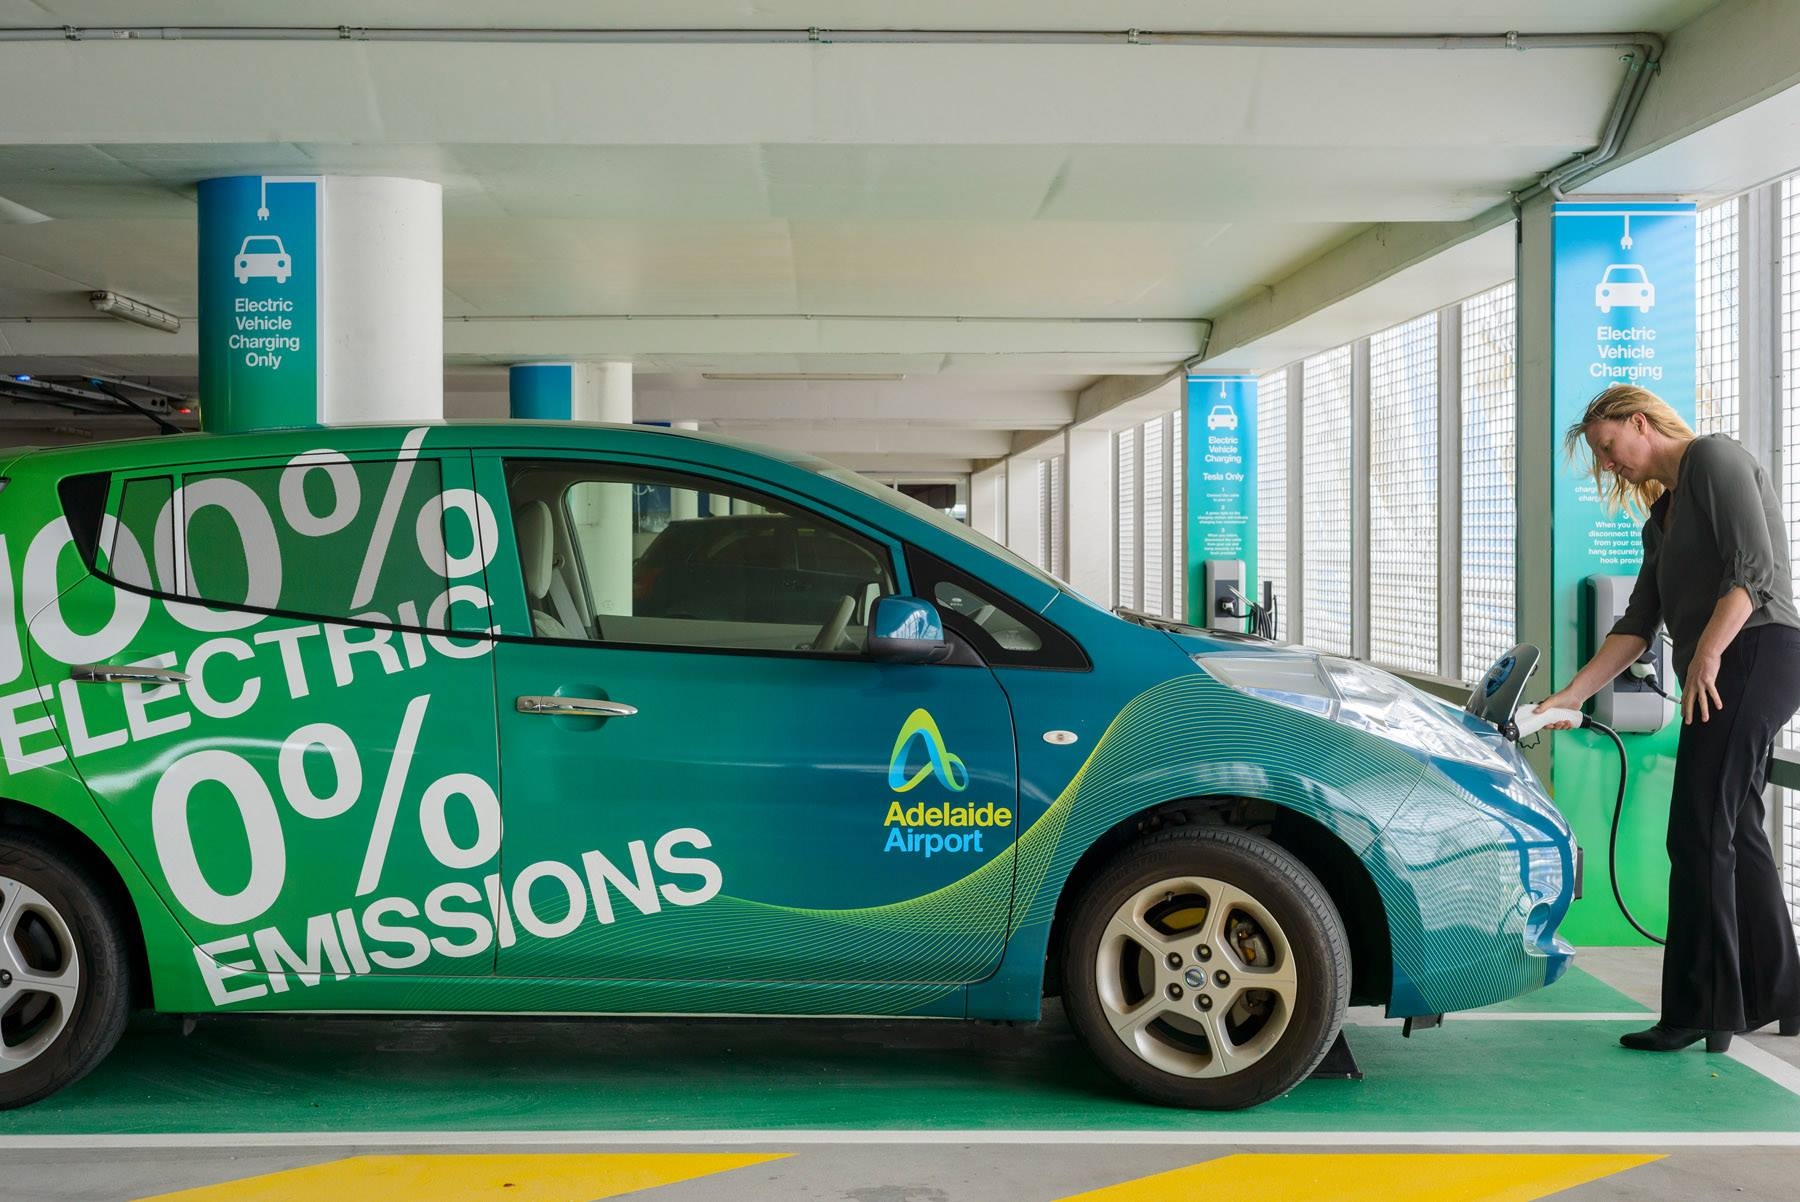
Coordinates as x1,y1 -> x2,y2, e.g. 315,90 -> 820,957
1619,1023 -> 1733,1053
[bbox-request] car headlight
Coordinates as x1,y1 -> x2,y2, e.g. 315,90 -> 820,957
1192,651 -> 1511,771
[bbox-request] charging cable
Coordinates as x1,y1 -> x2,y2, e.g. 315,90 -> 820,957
1226,585 -> 1280,640
1508,703 -> 1666,946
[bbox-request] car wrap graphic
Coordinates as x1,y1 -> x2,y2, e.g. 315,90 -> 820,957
0,424 -> 1572,1025
888,708 -> 968,793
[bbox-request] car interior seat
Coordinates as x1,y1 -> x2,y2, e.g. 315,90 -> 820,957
513,499 -> 590,639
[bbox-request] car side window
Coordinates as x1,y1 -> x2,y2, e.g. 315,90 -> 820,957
88,457 -> 463,630
503,459 -> 896,655
905,547 -> 1089,671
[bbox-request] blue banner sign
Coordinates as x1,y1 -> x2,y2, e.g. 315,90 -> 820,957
198,176 -> 320,432
1550,199 -> 1695,944
1184,375 -> 1258,622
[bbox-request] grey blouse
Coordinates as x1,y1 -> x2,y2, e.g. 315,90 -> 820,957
1611,434 -> 1800,681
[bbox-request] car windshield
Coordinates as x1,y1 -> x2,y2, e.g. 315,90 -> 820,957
244,238 -> 281,250
1605,266 -> 1646,281
815,464 -> 1083,600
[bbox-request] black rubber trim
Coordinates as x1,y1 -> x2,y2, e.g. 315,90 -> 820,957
57,472 -> 110,570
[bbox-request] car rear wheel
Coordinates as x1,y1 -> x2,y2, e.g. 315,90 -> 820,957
0,832 -> 131,1109
1062,825 -> 1349,1110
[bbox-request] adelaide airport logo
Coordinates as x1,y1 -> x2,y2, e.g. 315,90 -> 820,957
887,708 -> 969,794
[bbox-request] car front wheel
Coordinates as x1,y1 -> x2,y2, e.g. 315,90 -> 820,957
1062,825 -> 1349,1110
0,832 -> 131,1109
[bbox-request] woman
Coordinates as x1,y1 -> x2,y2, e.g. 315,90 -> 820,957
1541,383 -> 1800,1053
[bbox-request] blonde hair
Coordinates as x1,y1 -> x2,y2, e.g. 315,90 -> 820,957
1561,384 -> 1694,517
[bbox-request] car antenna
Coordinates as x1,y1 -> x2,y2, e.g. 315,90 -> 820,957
90,379 -> 183,435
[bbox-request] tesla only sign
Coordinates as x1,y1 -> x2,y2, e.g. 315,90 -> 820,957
198,176 -> 321,432
1184,375 -> 1258,622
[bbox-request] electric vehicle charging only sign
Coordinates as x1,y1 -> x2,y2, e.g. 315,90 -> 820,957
199,175 -> 320,432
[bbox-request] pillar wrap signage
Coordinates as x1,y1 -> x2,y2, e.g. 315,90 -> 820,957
508,364 -> 575,420
1183,375 -> 1258,624
1551,200 -> 1696,943
198,176 -> 320,433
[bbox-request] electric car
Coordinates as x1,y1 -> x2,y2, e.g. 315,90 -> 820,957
1595,264 -> 1654,313
0,423 -> 1575,1111
234,236 -> 291,285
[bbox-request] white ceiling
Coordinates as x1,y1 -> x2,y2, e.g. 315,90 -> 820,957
0,1 -> 1746,469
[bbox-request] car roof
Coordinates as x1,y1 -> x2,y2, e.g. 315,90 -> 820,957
2,420 -> 832,478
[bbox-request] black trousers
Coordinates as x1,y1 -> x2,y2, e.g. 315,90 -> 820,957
1662,623 -> 1800,1031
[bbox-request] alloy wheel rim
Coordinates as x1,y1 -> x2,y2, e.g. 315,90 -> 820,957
0,876 -> 81,1073
1093,874 -> 1298,1079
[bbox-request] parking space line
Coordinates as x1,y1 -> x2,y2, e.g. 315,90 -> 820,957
1050,1153 -> 1662,1201
1726,1040 -> 1800,1100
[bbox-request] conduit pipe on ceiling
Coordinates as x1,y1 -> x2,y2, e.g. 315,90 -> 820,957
0,23 -> 1667,209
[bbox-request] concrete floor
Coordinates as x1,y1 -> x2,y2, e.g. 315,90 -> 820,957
2,947 -> 1799,1201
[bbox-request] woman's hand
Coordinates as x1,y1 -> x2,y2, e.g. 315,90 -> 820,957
1682,651 -> 1725,724
1535,689 -> 1581,731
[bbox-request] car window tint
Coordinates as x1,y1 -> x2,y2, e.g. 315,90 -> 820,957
930,579 -> 1042,653
104,475 -> 175,592
503,459 -> 896,656
167,457 -> 453,626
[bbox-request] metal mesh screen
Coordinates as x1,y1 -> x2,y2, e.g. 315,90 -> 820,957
1048,454 -> 1066,581
1258,369 -> 1289,639
1172,408 -> 1185,621
1781,177 -> 1800,928
1143,415 -> 1168,617
1697,199 -> 1741,437
1460,281 -> 1518,681
1369,314 -> 1440,674
1036,459 -> 1050,570
1116,430 -> 1137,611
1302,348 -> 1353,655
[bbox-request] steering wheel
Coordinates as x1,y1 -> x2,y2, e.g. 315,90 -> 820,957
970,603 -> 997,628
811,594 -> 855,652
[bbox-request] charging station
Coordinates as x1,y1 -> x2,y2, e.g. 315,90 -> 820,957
1203,557 -> 1247,633
1582,574 -> 1675,733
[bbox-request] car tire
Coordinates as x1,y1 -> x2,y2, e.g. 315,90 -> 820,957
0,832 -> 131,1110
1062,825 -> 1349,1110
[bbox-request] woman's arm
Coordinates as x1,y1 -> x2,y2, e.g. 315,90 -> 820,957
1540,632 -> 1650,724
1683,586 -> 1754,724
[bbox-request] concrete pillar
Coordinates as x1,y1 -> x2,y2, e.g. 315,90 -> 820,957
198,175 -> 442,432
1515,197 -> 1554,784
1004,457 -> 1041,566
671,420 -> 701,520
970,465 -> 1004,541
1065,427 -> 1113,606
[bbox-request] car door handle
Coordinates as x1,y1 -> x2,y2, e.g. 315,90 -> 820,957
515,695 -> 638,718
70,663 -> 191,686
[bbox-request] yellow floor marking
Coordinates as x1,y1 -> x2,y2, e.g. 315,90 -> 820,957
133,1152 -> 790,1202
1057,1153 -> 1663,1201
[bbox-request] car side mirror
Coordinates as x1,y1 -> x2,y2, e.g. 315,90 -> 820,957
866,596 -> 953,664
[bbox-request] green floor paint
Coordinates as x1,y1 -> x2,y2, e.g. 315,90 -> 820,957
1472,966 -> 1650,1014
3,1010 -> 1794,1136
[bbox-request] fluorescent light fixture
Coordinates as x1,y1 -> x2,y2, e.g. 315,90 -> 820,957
700,372 -> 906,382
89,291 -> 181,334
0,195 -> 50,225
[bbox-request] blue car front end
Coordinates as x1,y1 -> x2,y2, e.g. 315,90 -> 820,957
1169,629 -> 1578,1019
